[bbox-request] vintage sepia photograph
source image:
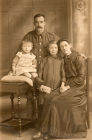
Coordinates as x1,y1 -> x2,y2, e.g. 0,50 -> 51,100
0,0 -> 92,140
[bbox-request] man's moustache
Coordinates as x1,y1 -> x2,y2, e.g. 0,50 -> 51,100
37,27 -> 42,29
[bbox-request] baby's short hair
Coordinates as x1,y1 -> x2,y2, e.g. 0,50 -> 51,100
18,40 -> 33,51
22,40 -> 33,45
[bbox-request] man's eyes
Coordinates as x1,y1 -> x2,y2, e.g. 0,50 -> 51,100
36,21 -> 44,23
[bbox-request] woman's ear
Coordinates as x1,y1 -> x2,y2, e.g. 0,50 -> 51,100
69,43 -> 72,48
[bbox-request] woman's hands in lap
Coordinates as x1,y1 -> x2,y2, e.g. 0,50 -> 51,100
60,85 -> 70,93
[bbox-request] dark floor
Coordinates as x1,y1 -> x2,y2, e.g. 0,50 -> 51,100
0,95 -> 92,140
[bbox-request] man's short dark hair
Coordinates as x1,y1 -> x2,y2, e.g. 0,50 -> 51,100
34,13 -> 45,21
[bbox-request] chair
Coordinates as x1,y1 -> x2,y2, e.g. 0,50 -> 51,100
85,57 -> 90,129
0,81 -> 38,136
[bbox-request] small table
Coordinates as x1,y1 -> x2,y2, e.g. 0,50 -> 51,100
0,81 -> 38,136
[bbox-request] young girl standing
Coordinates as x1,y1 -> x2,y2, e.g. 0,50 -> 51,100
38,40 -> 67,94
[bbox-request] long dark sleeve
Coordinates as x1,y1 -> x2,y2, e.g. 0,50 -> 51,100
60,59 -> 66,82
66,55 -> 86,87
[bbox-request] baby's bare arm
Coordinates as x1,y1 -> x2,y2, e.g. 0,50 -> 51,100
32,58 -> 37,68
12,55 -> 19,75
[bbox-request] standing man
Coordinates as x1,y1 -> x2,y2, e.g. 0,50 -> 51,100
23,13 -> 59,68
23,13 -> 59,119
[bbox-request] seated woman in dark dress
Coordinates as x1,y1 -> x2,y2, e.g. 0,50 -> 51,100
33,39 -> 87,139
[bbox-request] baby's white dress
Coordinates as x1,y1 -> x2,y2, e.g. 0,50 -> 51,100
15,52 -> 37,76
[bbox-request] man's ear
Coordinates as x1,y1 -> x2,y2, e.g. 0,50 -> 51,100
70,43 -> 72,48
44,21 -> 46,26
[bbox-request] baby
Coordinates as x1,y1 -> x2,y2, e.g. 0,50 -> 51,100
9,40 -> 38,79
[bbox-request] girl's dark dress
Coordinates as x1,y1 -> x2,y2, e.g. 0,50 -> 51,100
38,52 -> 87,138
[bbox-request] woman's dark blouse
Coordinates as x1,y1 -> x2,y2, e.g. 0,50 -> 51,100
64,51 -> 86,87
